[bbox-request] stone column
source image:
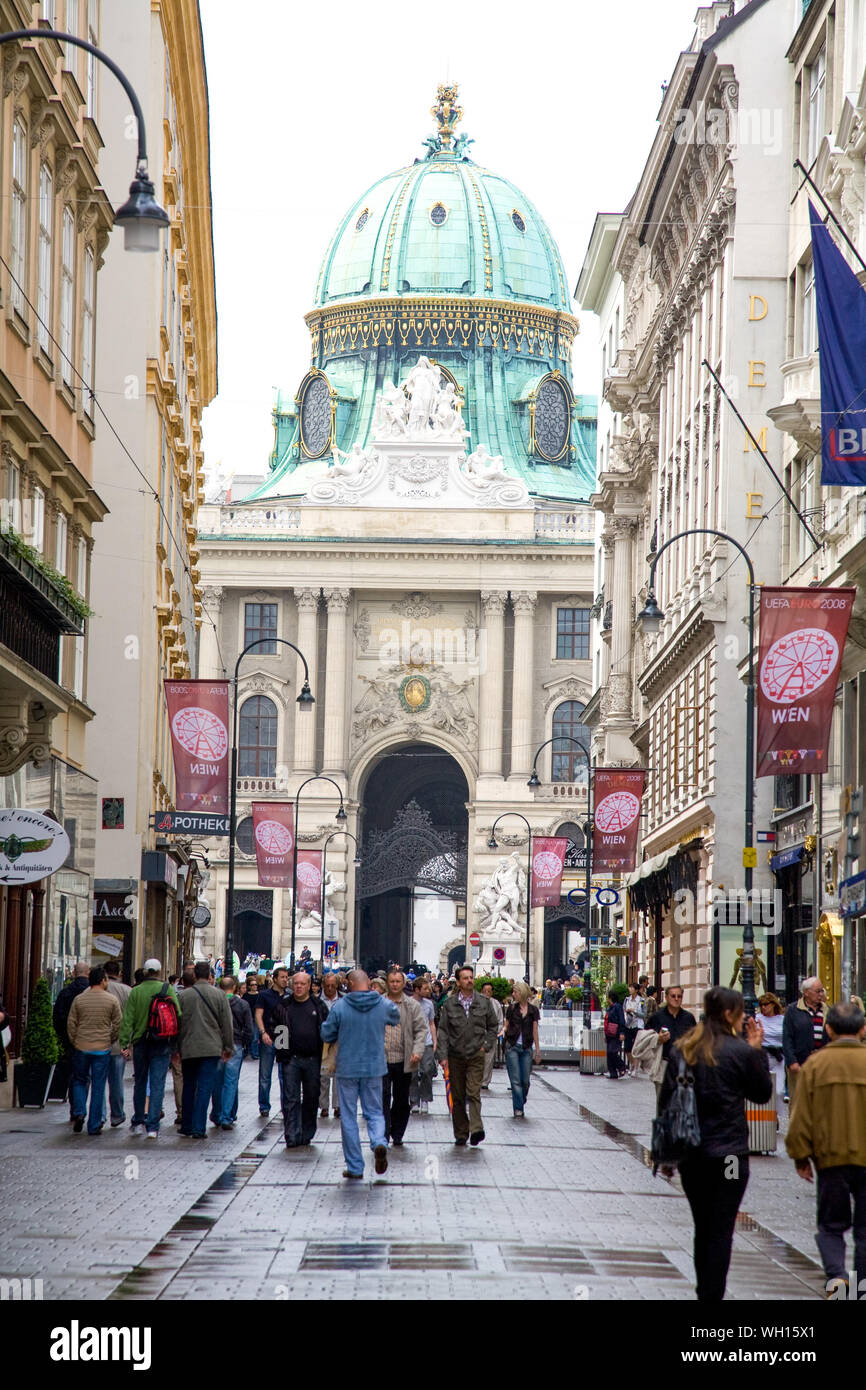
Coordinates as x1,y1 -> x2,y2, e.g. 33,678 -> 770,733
609,516 -> 636,717
509,590 -> 537,780
479,591 -> 506,777
198,587 -> 223,678
293,588 -> 320,773
322,588 -> 351,776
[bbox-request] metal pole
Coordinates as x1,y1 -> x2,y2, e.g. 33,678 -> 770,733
525,828 -> 532,986
646,527 -> 758,1015
583,765 -> 593,1031
320,836 -> 328,968
0,30 -> 150,166
291,788 -> 300,971
225,637 -> 312,976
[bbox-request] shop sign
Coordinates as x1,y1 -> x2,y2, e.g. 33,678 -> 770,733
0,808 -> 70,884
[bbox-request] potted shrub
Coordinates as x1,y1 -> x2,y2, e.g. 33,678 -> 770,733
14,976 -> 59,1108
474,975 -> 513,1004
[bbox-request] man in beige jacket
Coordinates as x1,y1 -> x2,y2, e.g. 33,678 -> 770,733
785,1000 -> 866,1296
382,969 -> 427,1147
67,966 -> 122,1135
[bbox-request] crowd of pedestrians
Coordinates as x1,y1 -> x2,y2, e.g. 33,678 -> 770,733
43,951 -> 866,1303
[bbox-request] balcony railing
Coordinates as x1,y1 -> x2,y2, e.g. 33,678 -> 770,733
221,507 -> 301,533
534,508 -> 595,540
236,776 -> 278,794
0,570 -> 61,681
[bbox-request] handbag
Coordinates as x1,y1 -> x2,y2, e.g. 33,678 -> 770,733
603,1010 -> 620,1039
650,1051 -> 702,1174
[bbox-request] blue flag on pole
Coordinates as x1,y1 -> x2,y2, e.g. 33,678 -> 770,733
810,200 -> 866,485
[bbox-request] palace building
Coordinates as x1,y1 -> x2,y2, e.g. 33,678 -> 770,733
198,87 -> 596,977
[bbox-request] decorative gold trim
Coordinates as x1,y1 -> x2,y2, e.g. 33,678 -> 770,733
381,171 -> 416,291
530,371 -> 574,463
297,368 -> 334,459
306,297 -> 578,362
466,171 -> 493,292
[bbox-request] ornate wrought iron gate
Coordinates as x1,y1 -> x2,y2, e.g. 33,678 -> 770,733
355,799 -> 467,901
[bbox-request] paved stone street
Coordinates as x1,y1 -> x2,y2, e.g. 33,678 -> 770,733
0,1057 -> 827,1302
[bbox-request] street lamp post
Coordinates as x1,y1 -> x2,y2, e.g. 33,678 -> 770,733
226,639 -> 314,973
0,30 -> 169,251
319,830 -> 360,966
638,527 -> 758,1015
528,737 -> 594,1028
488,812 -> 533,984
291,777 -> 347,970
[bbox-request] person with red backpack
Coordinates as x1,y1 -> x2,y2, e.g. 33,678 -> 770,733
119,958 -> 182,1139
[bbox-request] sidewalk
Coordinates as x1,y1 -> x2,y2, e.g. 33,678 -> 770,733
0,1056 -> 826,1301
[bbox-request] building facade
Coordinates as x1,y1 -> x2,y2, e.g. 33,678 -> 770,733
0,0 -> 113,1048
87,0 -> 216,980
199,90 -> 596,980
577,0 -> 799,1012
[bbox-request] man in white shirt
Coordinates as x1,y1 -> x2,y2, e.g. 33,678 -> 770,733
319,972 -> 341,1118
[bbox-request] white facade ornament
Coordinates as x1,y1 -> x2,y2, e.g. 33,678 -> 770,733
330,442 -> 376,478
474,852 -> 526,938
461,444 -> 508,488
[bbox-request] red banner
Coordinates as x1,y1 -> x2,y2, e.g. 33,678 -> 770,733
757,587 -> 855,778
296,850 -> 323,911
164,680 -> 230,814
530,837 -> 569,907
252,802 -> 295,888
592,769 -> 646,873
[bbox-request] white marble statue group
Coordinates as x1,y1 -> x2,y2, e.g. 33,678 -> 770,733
297,869 -> 345,934
474,852 -> 527,937
373,356 -> 468,442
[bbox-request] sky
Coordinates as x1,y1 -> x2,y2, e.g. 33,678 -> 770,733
199,0 -> 704,481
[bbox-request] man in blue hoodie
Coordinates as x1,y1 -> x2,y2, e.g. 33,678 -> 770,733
321,969 -> 400,1180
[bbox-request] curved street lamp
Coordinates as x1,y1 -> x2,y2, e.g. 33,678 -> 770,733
529,736 -> 594,1027
291,776 -> 346,969
638,526 -> 758,1015
319,830 -> 360,967
0,29 -> 169,251
488,811 -> 533,984
226,637 -> 314,972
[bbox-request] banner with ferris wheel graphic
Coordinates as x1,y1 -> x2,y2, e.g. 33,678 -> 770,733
757,586 -> 855,778
251,802 -> 295,888
592,769 -> 646,873
164,680 -> 230,814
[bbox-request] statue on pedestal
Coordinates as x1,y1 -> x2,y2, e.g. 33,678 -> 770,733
462,444 -> 508,488
330,442 -> 376,478
474,852 -> 526,937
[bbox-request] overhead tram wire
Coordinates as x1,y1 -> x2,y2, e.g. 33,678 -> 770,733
0,250 -> 227,677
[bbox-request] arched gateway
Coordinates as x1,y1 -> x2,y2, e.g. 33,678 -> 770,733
355,743 -> 468,974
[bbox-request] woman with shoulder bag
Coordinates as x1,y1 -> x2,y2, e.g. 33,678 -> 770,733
503,981 -> 540,1117
603,989 -> 627,1080
757,992 -> 785,1127
658,985 -> 771,1302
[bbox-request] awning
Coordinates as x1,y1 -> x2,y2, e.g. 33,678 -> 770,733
623,844 -> 681,889
769,845 -> 804,873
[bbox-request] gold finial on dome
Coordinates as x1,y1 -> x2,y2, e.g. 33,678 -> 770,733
431,82 -> 463,151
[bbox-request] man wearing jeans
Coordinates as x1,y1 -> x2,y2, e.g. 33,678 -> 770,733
178,962 -> 235,1138
785,1000 -> 866,1296
67,966 -> 122,1135
104,960 -> 131,1127
210,976 -> 253,1129
272,972 -> 328,1148
321,969 -> 399,1179
119,959 -> 182,1138
254,966 -> 289,1117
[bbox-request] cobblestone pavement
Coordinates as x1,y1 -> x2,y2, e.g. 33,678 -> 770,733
0,1057 -> 827,1302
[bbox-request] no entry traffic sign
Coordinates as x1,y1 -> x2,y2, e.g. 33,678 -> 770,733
469,931 -> 481,947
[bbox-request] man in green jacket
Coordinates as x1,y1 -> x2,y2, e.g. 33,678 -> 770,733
435,965 -> 499,1147
785,1000 -> 866,1297
119,959 -> 181,1139
178,961 -> 234,1138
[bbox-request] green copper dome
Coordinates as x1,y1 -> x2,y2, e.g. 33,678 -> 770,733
256,88 -> 596,506
315,153 -> 571,312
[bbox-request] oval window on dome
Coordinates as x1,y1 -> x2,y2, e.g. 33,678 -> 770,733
535,378 -> 570,461
355,208 -> 369,232
429,202 -> 449,227
512,209 -> 527,233
300,375 -> 333,458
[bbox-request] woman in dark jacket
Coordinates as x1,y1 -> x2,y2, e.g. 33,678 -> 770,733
659,985 -> 771,1302
604,989 -> 627,1080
